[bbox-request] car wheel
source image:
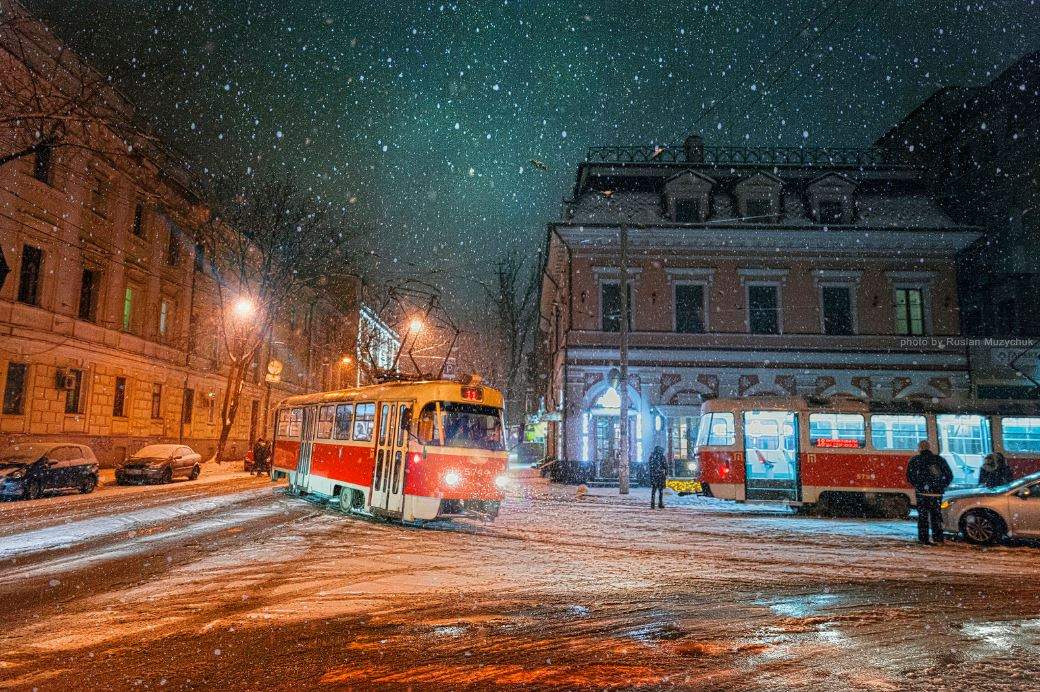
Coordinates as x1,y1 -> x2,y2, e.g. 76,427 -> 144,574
961,509 -> 1006,546
161,467 -> 173,484
189,464 -> 200,481
80,474 -> 98,494
24,478 -> 43,500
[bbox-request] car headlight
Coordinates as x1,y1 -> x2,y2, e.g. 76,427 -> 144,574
443,470 -> 462,487
940,500 -> 950,510
494,474 -> 510,490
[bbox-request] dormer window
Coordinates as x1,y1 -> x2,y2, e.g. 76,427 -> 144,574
735,172 -> 782,223
745,197 -> 774,222
674,198 -> 702,223
817,199 -> 844,224
808,173 -> 856,224
663,171 -> 713,224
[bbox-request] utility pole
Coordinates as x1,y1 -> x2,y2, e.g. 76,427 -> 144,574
618,221 -> 630,495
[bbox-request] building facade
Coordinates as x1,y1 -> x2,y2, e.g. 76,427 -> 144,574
538,139 -> 981,478
878,52 -> 1040,399
0,5 -> 365,465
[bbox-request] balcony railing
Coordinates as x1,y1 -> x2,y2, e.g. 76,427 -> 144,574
585,144 -> 908,168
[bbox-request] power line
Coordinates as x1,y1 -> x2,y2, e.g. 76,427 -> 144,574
692,0 -> 854,129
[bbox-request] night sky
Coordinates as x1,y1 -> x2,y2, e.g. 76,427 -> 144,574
26,0 -> 1040,305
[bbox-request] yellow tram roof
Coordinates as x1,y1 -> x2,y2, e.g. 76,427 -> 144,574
277,379 -> 504,409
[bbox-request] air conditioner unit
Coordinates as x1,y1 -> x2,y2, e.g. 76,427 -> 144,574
55,369 -> 76,390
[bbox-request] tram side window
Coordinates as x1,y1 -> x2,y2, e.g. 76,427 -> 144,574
334,403 -> 354,440
870,414 -> 927,450
316,405 -> 335,439
417,403 -> 441,445
809,413 -> 865,448
397,405 -> 410,446
353,402 -> 375,441
695,413 -> 735,446
937,414 -> 991,456
287,408 -> 303,438
276,410 -> 291,438
1002,417 -> 1040,453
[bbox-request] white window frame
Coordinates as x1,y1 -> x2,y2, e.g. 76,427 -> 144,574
667,268 -> 714,333
739,269 -> 787,335
814,270 -> 861,336
887,272 -> 934,336
593,267 -> 640,333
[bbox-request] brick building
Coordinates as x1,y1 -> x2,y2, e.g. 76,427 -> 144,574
878,52 -> 1040,399
538,139 -> 981,478
0,4 -> 368,465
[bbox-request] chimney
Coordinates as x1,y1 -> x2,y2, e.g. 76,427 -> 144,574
683,134 -> 704,163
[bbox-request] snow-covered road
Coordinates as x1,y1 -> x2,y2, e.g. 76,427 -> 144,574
1,474 -> 1038,690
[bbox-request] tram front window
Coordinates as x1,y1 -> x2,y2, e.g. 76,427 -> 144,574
418,402 -> 505,451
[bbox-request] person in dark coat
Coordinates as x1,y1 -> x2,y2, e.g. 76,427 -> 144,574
979,452 -> 1013,488
648,446 -> 668,509
906,440 -> 953,544
252,437 -> 271,476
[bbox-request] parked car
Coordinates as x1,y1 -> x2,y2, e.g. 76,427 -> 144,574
941,471 -> 1040,545
116,444 -> 201,485
0,443 -> 99,500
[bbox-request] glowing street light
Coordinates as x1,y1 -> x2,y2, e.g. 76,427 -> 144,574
408,318 -> 423,333
340,355 -> 352,366
232,297 -> 255,319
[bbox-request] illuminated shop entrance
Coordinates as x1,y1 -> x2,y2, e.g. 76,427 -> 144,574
588,387 -> 640,479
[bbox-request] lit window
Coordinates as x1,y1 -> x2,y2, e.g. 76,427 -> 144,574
122,286 -> 135,331
159,299 -> 171,336
894,288 -> 925,335
870,414 -> 927,450
1002,417 -> 1040,453
809,413 -> 865,447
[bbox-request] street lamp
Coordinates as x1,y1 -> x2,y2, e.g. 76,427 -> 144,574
232,297 -> 255,319
409,318 -> 423,333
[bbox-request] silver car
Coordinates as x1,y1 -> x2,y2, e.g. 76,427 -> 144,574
115,444 -> 202,485
941,471 -> 1040,545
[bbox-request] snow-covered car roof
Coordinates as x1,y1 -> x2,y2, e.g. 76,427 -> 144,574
130,444 -> 187,458
0,443 -> 95,460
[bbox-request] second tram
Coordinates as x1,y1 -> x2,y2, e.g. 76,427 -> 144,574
696,396 -> 1040,517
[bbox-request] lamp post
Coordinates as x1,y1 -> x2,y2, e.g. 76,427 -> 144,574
598,191 -> 633,496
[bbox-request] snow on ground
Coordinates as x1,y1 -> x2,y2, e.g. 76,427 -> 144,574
0,474 -> 1038,689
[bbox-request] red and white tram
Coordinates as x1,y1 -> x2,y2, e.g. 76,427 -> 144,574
696,396 -> 1040,517
272,379 -> 509,521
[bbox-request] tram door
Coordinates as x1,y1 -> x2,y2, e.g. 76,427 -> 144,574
370,401 -> 411,515
743,410 -> 800,502
296,407 -> 317,489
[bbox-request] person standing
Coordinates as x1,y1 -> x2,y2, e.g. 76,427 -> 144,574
906,440 -> 953,545
648,445 -> 668,509
252,437 -> 271,476
979,452 -> 1013,488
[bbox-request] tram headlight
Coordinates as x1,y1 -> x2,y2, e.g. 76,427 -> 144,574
494,474 -> 510,490
443,470 -> 462,487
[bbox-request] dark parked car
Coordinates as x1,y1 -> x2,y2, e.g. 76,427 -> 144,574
116,444 -> 202,485
0,443 -> 100,500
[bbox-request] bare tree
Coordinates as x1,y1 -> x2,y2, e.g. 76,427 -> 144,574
0,1 -> 157,170
478,249 -> 539,434
201,177 -> 362,462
